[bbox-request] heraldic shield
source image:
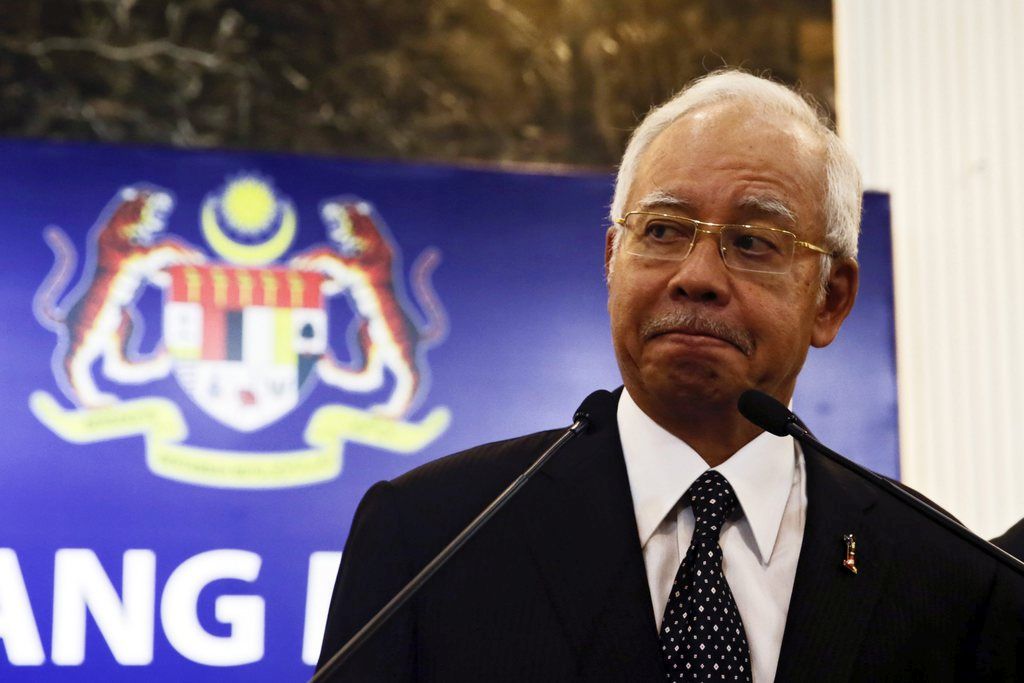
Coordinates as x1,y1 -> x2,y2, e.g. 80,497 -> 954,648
163,264 -> 328,432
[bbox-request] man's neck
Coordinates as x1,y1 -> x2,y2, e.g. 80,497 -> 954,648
628,388 -> 771,467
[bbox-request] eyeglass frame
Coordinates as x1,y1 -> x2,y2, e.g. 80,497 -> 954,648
614,210 -> 836,274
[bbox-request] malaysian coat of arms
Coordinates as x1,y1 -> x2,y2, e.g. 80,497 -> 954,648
29,175 -> 450,489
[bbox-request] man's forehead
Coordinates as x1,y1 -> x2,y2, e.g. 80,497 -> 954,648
636,189 -> 798,226
628,104 -> 826,226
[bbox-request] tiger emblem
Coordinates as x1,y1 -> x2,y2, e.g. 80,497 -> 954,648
34,186 -> 205,407
289,199 -> 446,419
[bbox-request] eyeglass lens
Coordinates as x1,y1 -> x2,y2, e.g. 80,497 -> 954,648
624,215 -> 796,274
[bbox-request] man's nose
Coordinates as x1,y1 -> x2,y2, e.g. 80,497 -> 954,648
666,231 -> 731,304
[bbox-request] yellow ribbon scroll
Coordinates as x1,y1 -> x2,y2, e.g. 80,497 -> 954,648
29,391 -> 450,490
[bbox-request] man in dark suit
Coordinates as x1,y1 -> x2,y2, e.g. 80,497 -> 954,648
317,70 -> 1024,681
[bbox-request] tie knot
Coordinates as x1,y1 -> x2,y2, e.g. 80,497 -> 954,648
685,470 -> 738,540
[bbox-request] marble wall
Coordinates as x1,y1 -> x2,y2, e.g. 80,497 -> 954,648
0,0 -> 832,165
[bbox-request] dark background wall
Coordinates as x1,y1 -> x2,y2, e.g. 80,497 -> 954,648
0,0 -> 833,167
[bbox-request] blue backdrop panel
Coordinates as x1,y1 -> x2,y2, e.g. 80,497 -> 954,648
0,139 -> 896,681
793,191 -> 898,474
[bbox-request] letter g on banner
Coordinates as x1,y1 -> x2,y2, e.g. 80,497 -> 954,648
160,550 -> 265,666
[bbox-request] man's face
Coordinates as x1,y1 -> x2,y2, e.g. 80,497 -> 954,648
606,102 -> 857,415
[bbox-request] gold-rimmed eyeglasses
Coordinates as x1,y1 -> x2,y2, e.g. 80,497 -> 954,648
615,211 -> 835,275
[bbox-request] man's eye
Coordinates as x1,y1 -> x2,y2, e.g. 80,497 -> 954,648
732,232 -> 780,255
644,221 -> 687,241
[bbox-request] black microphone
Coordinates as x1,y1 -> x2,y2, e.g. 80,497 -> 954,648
738,389 -> 1024,576
311,389 -> 615,682
737,390 -> 799,437
573,388 -> 615,431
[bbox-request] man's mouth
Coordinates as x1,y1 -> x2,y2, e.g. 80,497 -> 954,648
641,313 -> 754,356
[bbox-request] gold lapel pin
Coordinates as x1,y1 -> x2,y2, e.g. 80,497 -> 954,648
842,533 -> 858,574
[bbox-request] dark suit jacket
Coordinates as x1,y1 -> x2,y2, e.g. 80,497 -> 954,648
318,398 -> 1024,681
993,518 -> 1024,561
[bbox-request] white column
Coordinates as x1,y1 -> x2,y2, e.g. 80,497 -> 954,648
834,0 -> 1024,538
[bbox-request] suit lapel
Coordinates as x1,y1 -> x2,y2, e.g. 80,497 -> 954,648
515,396 -> 662,679
775,443 -> 893,682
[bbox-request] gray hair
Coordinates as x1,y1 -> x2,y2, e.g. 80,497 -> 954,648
609,69 -> 862,291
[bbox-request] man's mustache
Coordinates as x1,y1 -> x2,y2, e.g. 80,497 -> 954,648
640,310 -> 754,356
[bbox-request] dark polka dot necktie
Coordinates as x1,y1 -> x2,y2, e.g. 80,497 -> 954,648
659,470 -> 751,681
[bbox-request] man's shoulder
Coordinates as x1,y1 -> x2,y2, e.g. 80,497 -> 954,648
803,440 -> 1009,573
993,517 -> 1024,560
383,428 -> 567,517
396,428 -> 564,483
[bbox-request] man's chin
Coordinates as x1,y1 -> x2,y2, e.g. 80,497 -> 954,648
640,366 -> 741,412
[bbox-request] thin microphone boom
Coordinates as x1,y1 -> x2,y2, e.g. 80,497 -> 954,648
310,390 -> 615,682
738,389 -> 1024,576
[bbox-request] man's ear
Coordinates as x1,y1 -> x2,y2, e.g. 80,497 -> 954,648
604,226 -> 617,283
811,258 -> 859,348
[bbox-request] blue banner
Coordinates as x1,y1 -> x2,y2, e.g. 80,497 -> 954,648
0,139 -> 896,680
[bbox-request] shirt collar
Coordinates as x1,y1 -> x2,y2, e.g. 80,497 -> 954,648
618,388 -> 797,564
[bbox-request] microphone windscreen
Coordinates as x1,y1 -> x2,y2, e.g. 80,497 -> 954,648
573,389 -> 616,432
737,390 -> 793,436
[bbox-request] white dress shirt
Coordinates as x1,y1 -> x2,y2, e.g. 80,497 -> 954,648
618,389 -> 807,683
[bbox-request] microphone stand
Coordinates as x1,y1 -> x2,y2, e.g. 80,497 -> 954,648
310,393 -> 607,682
